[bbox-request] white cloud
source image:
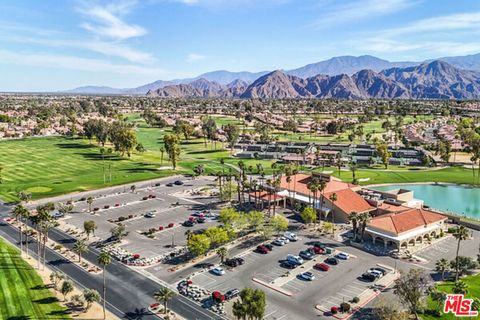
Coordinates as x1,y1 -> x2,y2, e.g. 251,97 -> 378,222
0,49 -> 166,76
186,53 -> 206,62
78,1 -> 146,40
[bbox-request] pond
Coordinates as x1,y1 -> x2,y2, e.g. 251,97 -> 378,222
372,183 -> 480,219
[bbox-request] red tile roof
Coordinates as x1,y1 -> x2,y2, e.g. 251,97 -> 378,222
279,174 -> 373,214
368,208 -> 447,235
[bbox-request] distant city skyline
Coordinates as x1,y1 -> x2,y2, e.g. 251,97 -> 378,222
1,0 -> 480,91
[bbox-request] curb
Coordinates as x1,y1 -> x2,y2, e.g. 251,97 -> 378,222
251,277 -> 293,297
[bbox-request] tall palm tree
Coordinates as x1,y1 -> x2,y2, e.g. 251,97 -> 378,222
21,207 -> 31,258
153,287 -> 176,314
217,247 -> 228,263
435,258 -> 450,281
349,211 -> 359,241
358,212 -> 371,242
98,251 -> 112,319
329,193 -> 338,237
453,226 -> 470,282
13,204 -> 28,256
73,240 -> 88,263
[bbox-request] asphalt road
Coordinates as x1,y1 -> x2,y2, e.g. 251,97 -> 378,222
0,205 -> 223,320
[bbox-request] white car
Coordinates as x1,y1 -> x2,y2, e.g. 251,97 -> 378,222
283,232 -> 298,241
211,267 -> 225,276
272,238 -> 286,246
336,252 -> 350,260
367,269 -> 383,278
279,236 -> 290,243
300,271 -> 315,281
144,211 -> 157,218
287,254 -> 304,265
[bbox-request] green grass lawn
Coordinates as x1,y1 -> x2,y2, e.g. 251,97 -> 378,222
0,237 -> 70,319
0,136 -> 176,202
422,274 -> 480,320
314,166 -> 478,186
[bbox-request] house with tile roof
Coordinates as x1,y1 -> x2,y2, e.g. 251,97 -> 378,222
272,172 -> 375,223
365,208 -> 447,251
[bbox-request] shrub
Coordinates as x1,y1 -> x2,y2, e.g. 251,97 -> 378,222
54,244 -> 63,251
128,214 -> 133,219
447,227 -> 456,233
93,207 -> 99,212
79,197 -> 86,202
340,302 -> 351,313
104,205 -> 110,209
118,216 -> 126,222
351,297 -> 359,303
331,306 -> 338,314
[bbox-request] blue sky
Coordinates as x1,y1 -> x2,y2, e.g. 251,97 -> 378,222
1,0 -> 480,91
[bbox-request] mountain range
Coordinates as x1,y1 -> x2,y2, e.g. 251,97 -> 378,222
65,53 -> 480,99
147,61 -> 480,99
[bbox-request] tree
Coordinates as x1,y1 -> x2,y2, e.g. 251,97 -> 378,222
83,289 -> 100,312
61,279 -> 74,301
428,287 -> 446,317
217,247 -> 228,263
205,227 -> 229,247
159,146 -> 165,166
83,220 -> 97,239
348,212 -> 359,241
154,287 -> 176,314
193,164 -> 205,178
17,191 -> 32,203
109,122 -> 137,157
270,215 -> 288,235
373,295 -> 410,320
57,202 -> 74,217
187,234 -> 211,256
329,192 -> 338,237
246,211 -> 264,230
301,207 -> 316,225
453,280 -> 469,294
450,256 -> 478,277
376,143 -> 392,169
110,225 -> 128,240
13,204 -> 29,256
435,258 -> 450,281
232,288 -> 266,320
358,212 -> 371,242
86,197 -> 94,212
394,268 -> 431,319
135,143 -> 145,153
223,123 -> 240,153
453,226 -> 470,282
219,208 -> 241,227
73,240 -> 88,262
98,251 -> 112,320
50,271 -> 65,290
164,133 -> 181,169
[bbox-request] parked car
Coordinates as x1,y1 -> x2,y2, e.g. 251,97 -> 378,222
174,180 -> 184,185
299,250 -> 314,260
309,246 -> 325,254
144,211 -> 156,218
225,289 -> 240,300
272,238 -> 286,246
325,257 -> 339,265
183,220 -> 195,227
256,245 -> 269,254
300,271 -> 315,281
336,252 -> 350,260
197,217 -> 206,223
225,258 -> 245,267
264,243 -> 274,251
211,267 -> 225,276
281,261 -> 297,269
372,267 -> 387,276
279,236 -> 290,243
166,183 -> 174,187
366,269 -> 383,278
167,223 -> 175,228
314,262 -> 330,271
287,254 -> 304,265
361,272 -> 377,282
51,212 -> 64,219
283,232 -> 298,241
312,242 -> 326,249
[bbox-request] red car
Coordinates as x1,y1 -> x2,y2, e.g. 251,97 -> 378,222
158,226 -> 164,231
314,263 -> 330,271
310,246 -> 325,254
167,223 -> 175,228
256,245 -> 269,254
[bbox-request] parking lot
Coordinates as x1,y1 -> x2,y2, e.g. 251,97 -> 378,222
55,176 -> 222,258
187,231 -> 396,319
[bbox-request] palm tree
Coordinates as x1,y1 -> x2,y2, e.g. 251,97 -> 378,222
217,247 -> 228,264
87,197 -> 94,212
184,230 -> 193,241
435,258 -> 450,281
358,212 -> 371,242
348,211 -> 359,241
13,204 -> 28,256
159,146 -> 165,166
329,193 -> 338,237
453,226 -> 470,282
98,251 -> 112,319
73,240 -> 88,263
21,207 -> 31,258
453,280 -> 469,294
153,287 -> 176,314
